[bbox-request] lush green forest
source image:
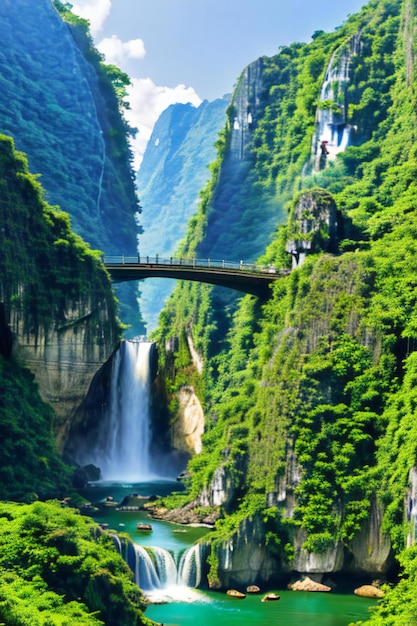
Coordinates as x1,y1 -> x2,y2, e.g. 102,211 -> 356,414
152,0 -> 417,621
0,501 -> 153,626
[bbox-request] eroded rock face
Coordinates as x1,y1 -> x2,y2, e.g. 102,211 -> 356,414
215,516 -> 284,588
200,466 -> 232,508
10,296 -> 118,450
171,386 -> 205,455
348,499 -> 392,574
286,189 -> 339,268
293,530 -> 344,574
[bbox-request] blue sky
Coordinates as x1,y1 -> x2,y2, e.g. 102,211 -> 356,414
71,0 -> 368,165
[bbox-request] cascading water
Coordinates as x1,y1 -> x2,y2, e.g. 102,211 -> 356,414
85,340 -> 156,481
121,541 -> 206,602
312,33 -> 362,171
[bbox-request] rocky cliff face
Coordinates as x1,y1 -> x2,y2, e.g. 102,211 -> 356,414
211,517 -> 281,589
172,387 -> 205,455
0,134 -> 120,453
9,297 -> 118,451
286,189 -> 340,268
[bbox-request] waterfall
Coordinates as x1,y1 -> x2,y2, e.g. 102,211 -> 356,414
86,340 -> 156,482
132,544 -> 162,591
178,543 -> 203,588
118,540 -> 206,601
312,33 -> 362,171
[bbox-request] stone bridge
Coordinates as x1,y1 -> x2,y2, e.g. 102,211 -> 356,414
104,256 -> 288,298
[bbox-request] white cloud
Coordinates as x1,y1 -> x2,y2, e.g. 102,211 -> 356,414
71,0 -> 111,35
68,0 -> 202,170
97,35 -> 146,68
124,78 -> 202,169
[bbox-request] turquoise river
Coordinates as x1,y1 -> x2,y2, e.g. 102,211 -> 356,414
81,480 -> 377,626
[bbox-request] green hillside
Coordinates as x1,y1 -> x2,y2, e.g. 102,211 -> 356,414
153,0 -> 417,619
0,0 -> 145,334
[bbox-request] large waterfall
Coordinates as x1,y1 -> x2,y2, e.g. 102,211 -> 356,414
86,340 -> 156,481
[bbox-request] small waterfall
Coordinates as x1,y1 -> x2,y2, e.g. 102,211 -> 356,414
153,546 -> 178,587
178,543 -> 203,588
132,544 -> 161,591
111,533 -> 122,554
118,540 -> 206,601
86,340 -> 156,482
312,33 -> 362,171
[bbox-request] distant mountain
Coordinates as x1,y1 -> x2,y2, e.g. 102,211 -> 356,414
136,97 -> 230,330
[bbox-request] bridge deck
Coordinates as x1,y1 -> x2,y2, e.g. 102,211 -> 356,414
104,256 -> 288,298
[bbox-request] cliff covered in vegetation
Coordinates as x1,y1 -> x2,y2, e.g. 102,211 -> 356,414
0,0 -> 144,334
0,105 -> 154,626
0,133 -> 120,494
152,0 -> 417,615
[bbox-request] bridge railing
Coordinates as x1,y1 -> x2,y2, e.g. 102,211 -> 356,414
103,255 -> 284,275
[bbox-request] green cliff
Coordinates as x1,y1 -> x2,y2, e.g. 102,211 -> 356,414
152,0 -> 417,615
0,131 -> 152,626
0,0 -> 145,334
0,133 -> 119,495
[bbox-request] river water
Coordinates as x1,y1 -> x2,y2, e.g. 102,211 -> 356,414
82,480 -> 375,626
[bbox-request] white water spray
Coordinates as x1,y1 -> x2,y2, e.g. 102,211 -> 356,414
127,542 -> 206,603
92,341 -> 155,481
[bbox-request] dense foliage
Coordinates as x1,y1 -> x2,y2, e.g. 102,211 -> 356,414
153,0 -> 417,608
0,134 -> 119,337
0,0 -> 139,254
0,501 -> 153,625
0,356 -> 71,501
0,0 -> 145,335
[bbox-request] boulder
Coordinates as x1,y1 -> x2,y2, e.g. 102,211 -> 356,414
226,589 -> 246,599
354,585 -> 384,599
72,464 -> 101,488
247,585 -> 261,594
261,593 -> 281,602
289,576 -> 331,592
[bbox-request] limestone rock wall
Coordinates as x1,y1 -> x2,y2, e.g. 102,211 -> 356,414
213,516 -> 281,588
171,386 -> 205,455
9,294 -> 118,451
348,499 -> 392,574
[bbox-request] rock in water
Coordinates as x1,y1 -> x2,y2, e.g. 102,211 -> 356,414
354,585 -> 384,598
289,576 -> 331,592
226,589 -> 246,599
261,593 -> 281,602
